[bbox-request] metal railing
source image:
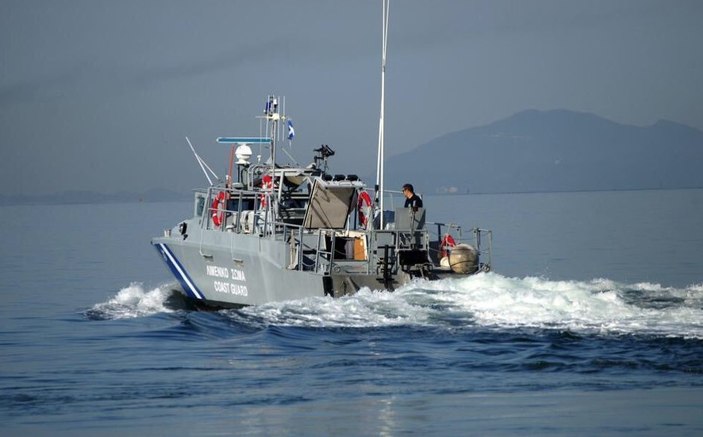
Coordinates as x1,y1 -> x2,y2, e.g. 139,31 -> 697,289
201,187 -> 493,275
427,221 -> 493,271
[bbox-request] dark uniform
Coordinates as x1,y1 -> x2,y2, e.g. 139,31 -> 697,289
402,183 -> 423,211
404,193 -> 423,209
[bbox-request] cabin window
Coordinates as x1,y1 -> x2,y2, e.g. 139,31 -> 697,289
227,198 -> 255,212
195,195 -> 206,217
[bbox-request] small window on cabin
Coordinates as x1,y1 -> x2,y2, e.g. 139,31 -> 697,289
195,195 -> 206,217
227,198 -> 255,212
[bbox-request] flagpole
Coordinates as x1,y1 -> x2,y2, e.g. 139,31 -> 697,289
375,0 -> 390,229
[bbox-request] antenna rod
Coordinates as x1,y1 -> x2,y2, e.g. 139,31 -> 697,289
375,0 -> 390,229
186,136 -> 218,185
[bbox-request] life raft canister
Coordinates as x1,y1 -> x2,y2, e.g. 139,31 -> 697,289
440,233 -> 456,258
357,190 -> 373,227
211,191 -> 227,227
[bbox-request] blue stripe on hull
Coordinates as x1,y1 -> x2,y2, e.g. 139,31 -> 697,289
154,243 -> 204,300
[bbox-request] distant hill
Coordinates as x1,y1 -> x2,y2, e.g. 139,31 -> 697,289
385,109 -> 703,194
0,188 -> 190,206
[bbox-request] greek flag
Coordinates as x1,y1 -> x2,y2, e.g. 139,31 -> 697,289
287,119 -> 295,140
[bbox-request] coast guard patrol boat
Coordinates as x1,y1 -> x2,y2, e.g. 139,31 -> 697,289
151,95 -> 492,308
151,2 -> 492,308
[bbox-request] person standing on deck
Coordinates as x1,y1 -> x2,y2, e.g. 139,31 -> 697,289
402,183 -> 423,211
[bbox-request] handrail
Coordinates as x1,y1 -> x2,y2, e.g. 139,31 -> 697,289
202,186 -> 493,274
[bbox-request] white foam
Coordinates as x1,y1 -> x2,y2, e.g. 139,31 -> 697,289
238,287 -> 433,328
94,275 -> 703,338
239,273 -> 703,338
88,282 -> 175,319
421,274 -> 703,337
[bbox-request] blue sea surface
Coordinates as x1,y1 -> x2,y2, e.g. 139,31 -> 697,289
1,189 -> 703,436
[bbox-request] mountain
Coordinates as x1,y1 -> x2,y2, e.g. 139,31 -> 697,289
384,109 -> 703,194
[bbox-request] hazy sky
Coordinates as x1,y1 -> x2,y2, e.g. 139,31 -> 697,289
1,0 -> 702,196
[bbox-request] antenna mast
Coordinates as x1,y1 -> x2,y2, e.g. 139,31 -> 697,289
375,0 -> 390,229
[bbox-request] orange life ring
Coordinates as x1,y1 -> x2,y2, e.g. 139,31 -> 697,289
357,190 -> 372,227
211,191 -> 227,227
260,175 -> 273,208
440,233 -> 456,258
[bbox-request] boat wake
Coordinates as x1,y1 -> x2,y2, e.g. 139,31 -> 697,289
84,282 -> 185,320
237,273 -> 703,338
414,273 -> 703,338
88,274 -> 703,338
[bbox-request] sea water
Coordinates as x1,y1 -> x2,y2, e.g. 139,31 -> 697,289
1,189 -> 702,436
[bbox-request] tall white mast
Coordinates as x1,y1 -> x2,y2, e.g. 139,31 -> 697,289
375,0 -> 390,229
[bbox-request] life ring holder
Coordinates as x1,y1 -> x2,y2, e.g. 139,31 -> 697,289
211,191 -> 227,228
260,175 -> 273,209
357,190 -> 373,228
440,233 -> 456,259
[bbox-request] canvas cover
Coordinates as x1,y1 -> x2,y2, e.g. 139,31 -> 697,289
303,179 -> 359,229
